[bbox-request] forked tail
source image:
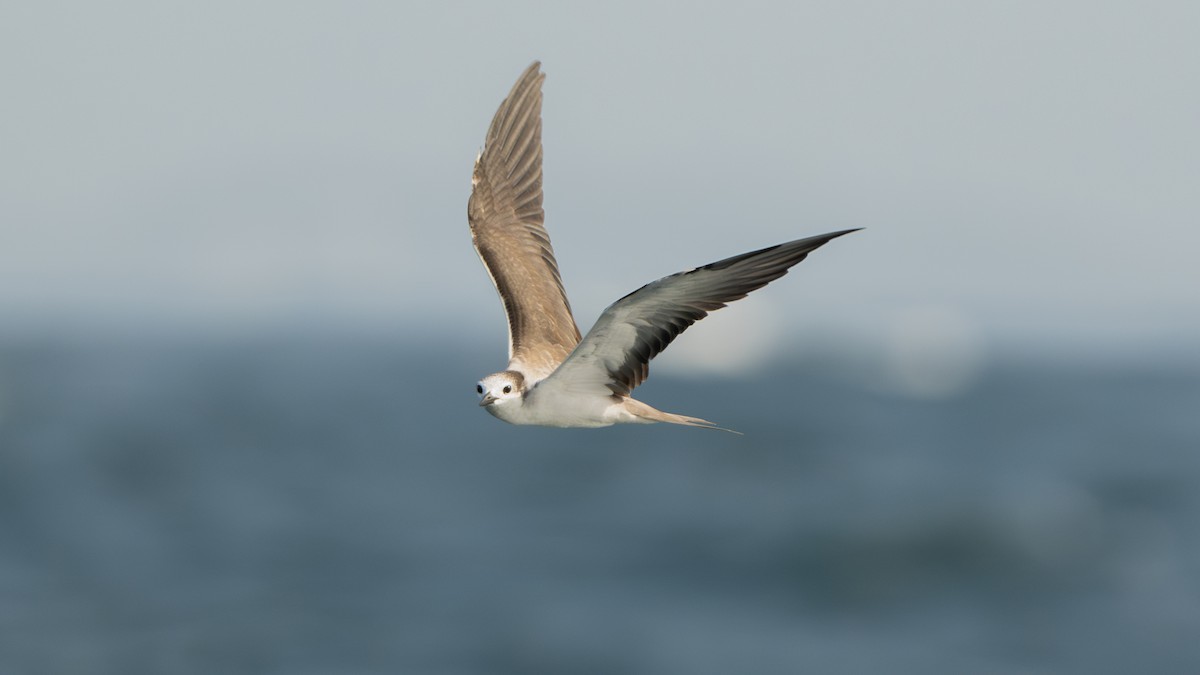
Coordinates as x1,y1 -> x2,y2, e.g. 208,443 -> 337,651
623,398 -> 742,435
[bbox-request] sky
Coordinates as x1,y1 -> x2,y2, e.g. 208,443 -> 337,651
2,1 -> 1197,371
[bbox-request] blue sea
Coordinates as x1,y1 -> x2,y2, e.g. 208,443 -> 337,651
1,335 -> 1198,674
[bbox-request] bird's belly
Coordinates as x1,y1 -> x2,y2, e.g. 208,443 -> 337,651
489,392 -> 628,428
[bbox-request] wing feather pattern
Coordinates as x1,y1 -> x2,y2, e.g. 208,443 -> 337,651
539,230 -> 859,397
469,62 -> 581,380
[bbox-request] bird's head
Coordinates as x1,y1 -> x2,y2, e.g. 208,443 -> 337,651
476,370 -> 525,409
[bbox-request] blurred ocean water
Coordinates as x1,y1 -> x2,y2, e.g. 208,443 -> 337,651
0,336 -> 1198,674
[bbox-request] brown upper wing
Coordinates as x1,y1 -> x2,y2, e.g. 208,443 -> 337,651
469,62 -> 581,380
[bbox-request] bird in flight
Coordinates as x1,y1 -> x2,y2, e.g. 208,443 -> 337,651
470,62 -> 857,432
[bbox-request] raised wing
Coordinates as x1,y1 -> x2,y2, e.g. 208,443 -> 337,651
469,61 -> 581,381
537,230 -> 859,397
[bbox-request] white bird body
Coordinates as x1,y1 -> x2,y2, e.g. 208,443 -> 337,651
486,381 -> 642,429
469,62 -> 856,432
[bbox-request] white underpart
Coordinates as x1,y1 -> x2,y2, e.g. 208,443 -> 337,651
483,383 -> 649,428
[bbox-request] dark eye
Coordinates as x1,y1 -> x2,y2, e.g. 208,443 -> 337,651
503,385 -> 512,394
476,384 -> 483,394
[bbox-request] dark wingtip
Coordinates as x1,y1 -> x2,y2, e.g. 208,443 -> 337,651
810,227 -> 862,244
783,227 -> 862,253
830,227 -> 863,237
702,228 -> 859,272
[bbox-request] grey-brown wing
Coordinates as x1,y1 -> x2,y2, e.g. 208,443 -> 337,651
538,230 -> 859,397
469,62 -> 581,381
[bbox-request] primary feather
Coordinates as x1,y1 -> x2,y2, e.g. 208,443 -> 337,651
468,62 -> 581,381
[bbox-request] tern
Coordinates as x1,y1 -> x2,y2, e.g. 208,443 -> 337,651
470,62 -> 857,431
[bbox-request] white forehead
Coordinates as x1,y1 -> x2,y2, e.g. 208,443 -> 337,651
481,372 -> 519,386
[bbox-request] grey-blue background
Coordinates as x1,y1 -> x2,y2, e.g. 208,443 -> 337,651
2,2 -> 1198,673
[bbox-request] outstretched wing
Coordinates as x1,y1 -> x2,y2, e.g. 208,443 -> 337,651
536,230 -> 859,397
469,61 -> 581,381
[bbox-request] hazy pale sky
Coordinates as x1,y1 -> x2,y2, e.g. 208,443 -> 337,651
3,2 -> 1198,363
